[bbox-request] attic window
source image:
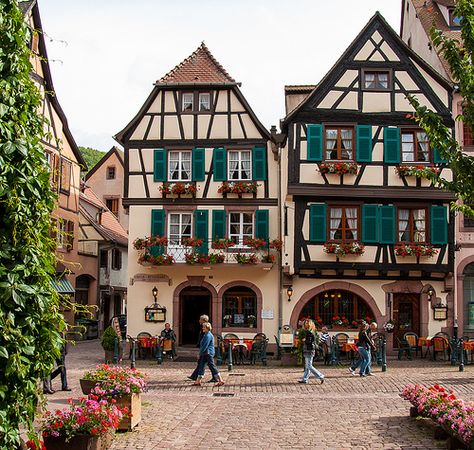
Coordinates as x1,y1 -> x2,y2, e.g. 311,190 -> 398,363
449,8 -> 462,28
362,70 -> 390,90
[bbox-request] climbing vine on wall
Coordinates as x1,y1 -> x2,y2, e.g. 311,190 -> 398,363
0,1 -> 66,448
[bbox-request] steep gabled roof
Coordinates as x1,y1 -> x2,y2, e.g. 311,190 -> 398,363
282,11 -> 453,128
84,146 -> 124,181
401,0 -> 461,80
156,42 -> 237,85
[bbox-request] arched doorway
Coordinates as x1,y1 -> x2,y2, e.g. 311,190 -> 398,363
180,286 -> 212,345
298,289 -> 376,330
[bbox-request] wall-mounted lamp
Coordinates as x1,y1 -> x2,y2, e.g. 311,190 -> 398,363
152,286 -> 158,303
287,286 -> 293,302
427,289 -> 434,302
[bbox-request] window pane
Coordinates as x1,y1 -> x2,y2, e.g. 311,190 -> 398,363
364,73 -> 375,89
326,129 -> 337,139
183,93 -> 193,111
199,93 -> 210,111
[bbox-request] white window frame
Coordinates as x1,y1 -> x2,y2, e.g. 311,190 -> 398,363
227,150 -> 252,181
57,219 -> 67,250
182,93 -> 194,112
168,150 -> 192,181
167,212 -> 192,262
228,212 -> 253,247
199,92 -> 211,111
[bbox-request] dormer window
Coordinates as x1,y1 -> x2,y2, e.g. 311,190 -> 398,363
182,93 -> 194,112
362,70 -> 390,90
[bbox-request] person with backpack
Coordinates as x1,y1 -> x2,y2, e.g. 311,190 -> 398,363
298,319 -> 325,384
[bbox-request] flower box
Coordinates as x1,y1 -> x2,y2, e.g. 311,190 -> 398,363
395,243 -> 438,258
43,435 -> 102,450
159,182 -> 197,198
133,236 -> 168,251
116,393 -> 141,431
137,253 -> 174,266
234,253 -> 258,265
323,242 -> 365,257
80,378 -> 103,395
243,238 -> 267,250
181,237 -> 203,247
218,181 -> 259,197
185,253 -> 225,265
211,238 -> 235,249
395,165 -> 440,178
319,162 -> 358,175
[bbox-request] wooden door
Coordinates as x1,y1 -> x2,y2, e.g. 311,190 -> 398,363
393,293 -> 420,344
180,288 -> 211,346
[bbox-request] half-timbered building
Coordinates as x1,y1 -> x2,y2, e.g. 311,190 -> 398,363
21,1 -> 87,325
401,0 -> 474,338
115,43 -> 280,344
280,12 -> 455,350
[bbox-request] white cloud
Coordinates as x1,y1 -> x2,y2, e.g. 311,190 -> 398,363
38,0 -> 402,150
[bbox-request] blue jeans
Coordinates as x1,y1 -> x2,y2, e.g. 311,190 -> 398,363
303,352 -> 324,381
197,354 -> 220,379
352,348 -> 372,374
357,347 -> 370,376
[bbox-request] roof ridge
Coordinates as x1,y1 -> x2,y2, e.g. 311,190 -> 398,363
157,42 -> 236,84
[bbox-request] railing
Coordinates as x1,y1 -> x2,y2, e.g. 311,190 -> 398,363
137,238 -> 280,267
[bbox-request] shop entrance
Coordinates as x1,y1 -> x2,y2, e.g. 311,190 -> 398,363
393,293 -> 420,345
180,287 -> 211,346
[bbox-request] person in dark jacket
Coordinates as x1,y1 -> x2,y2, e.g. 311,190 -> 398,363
193,322 -> 224,386
349,321 -> 378,376
298,319 -> 325,384
159,323 -> 177,359
356,322 -> 376,377
43,339 -> 71,394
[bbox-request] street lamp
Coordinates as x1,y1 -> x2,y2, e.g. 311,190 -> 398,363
287,286 -> 293,302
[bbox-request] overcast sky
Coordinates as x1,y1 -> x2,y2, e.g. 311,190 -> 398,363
37,0 -> 402,152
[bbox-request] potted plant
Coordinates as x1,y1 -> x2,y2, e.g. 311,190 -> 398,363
395,243 -> 438,258
319,162 -> 359,175
41,397 -> 124,450
211,238 -> 235,249
395,165 -> 440,178
101,326 -> 120,363
84,365 -> 147,431
234,253 -> 258,265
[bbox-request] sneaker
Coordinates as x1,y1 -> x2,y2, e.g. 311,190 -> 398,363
348,368 -> 355,375
360,374 -> 366,377
366,372 -> 374,376
298,379 -> 308,384
187,376 -> 196,381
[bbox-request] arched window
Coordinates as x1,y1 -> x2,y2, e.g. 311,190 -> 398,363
222,287 -> 257,328
463,264 -> 474,330
299,290 -> 374,329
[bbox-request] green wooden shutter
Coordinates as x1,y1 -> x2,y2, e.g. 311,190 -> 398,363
255,210 -> 269,240
212,210 -> 226,240
307,124 -> 323,161
252,146 -> 267,180
192,148 -> 205,181
362,204 -> 379,243
379,205 -> 395,244
383,128 -> 400,163
356,125 -> 372,162
194,210 -> 209,254
431,205 -> 448,244
153,148 -> 166,182
150,209 -> 165,256
213,147 -> 226,181
309,204 -> 326,243
433,147 -> 448,164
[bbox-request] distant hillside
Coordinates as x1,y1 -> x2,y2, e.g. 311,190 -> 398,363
79,146 -> 105,174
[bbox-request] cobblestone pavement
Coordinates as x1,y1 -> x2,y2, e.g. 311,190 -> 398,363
45,340 -> 474,450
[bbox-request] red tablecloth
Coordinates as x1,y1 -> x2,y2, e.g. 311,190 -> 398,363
225,338 -> 253,351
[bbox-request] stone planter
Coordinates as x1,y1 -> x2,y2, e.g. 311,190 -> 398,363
116,393 -> 141,431
80,378 -> 103,395
44,434 -> 110,450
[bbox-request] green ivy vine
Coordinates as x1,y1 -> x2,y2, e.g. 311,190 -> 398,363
0,1 -> 66,447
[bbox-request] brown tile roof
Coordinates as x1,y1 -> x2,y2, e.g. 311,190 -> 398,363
81,187 -> 128,246
284,85 -> 317,93
157,42 -> 236,85
410,0 -> 461,79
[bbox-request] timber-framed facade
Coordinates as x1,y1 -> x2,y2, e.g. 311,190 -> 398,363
280,12 -> 455,350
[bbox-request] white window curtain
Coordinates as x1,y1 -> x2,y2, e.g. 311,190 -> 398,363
345,207 -> 358,240
413,209 -> 426,242
398,209 -> 410,241
330,208 -> 343,240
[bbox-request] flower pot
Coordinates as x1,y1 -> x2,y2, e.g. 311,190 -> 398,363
80,378 -> 103,395
104,350 -> 114,363
116,393 -> 141,431
44,435 -> 102,450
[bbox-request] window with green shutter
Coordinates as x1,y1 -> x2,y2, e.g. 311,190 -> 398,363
383,128 -> 400,163
192,148 -> 205,181
252,146 -> 267,180
309,204 -> 326,243
379,205 -> 395,244
255,210 -> 269,240
212,210 -> 226,240
153,149 -> 166,182
356,125 -> 372,162
194,210 -> 209,254
150,209 -> 165,255
307,124 -> 323,161
213,147 -> 226,181
433,147 -> 448,164
362,204 -> 379,243
430,205 -> 448,245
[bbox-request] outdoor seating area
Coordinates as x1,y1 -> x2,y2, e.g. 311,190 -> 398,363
217,333 -> 268,366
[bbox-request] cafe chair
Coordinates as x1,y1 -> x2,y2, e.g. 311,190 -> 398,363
432,336 -> 450,361
403,332 -> 421,358
222,333 -> 239,365
137,331 -> 153,359
396,337 -> 413,360
250,333 -> 268,366
333,333 -> 350,364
